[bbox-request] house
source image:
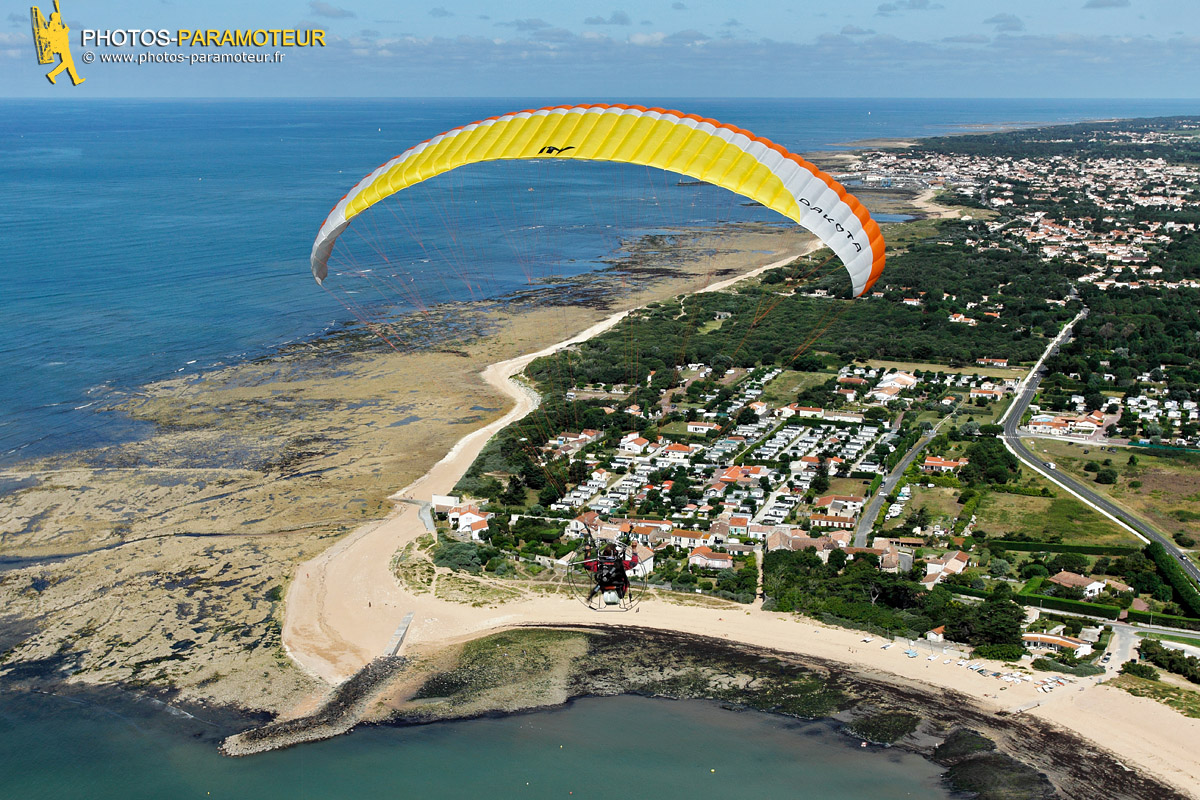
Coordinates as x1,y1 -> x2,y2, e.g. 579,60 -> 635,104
869,384 -> 902,404
976,357 -> 1009,367
728,515 -> 751,537
878,371 -> 918,389
949,313 -> 978,326
567,511 -> 603,537
661,442 -> 694,462
663,529 -> 715,549
629,544 -> 656,577
688,546 -> 734,570
922,455 -> 969,473
1047,571 -> 1107,599
448,503 -> 492,530
926,625 -> 946,643
814,494 -> 865,516
466,518 -> 491,540
431,494 -> 461,516
1022,633 -> 1094,657
687,421 -> 722,435
810,513 -> 855,530
621,435 -> 651,454
791,406 -> 825,419
766,530 -> 824,552
921,551 -> 970,586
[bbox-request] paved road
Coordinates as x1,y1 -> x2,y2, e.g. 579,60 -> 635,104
854,407 -> 958,547
1000,312 -> 1200,588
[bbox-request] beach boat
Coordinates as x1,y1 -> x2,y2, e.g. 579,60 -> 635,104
905,649 -> 918,658
927,654 -> 937,661
862,637 -> 873,643
943,659 -> 953,664
881,643 -> 893,650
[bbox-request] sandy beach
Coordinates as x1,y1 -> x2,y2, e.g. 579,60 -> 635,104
280,242 -> 1200,796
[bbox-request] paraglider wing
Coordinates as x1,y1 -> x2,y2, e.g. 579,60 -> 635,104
311,104 -> 885,295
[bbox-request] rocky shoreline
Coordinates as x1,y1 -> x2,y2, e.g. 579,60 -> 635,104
222,625 -> 1189,800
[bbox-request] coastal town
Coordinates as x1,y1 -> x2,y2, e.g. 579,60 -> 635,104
6,105 -> 1200,799
426,117 -> 1200,710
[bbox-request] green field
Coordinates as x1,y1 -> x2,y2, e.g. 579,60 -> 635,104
828,476 -> 873,497
759,369 -> 834,406
883,485 -> 961,531
1030,439 -> 1200,541
864,358 -> 1026,380
973,480 -> 1140,546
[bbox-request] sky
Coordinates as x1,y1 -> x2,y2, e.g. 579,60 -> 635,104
3,0 -> 1200,97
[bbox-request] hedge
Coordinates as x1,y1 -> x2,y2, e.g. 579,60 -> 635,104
923,474 -> 962,489
973,643 -> 1027,661
954,493 -> 984,535
1124,609 -> 1200,631
990,540 -> 1140,556
1145,542 -> 1200,618
990,484 -> 1052,497
1019,576 -> 1045,595
945,585 -> 1121,619
1020,593 -> 1122,619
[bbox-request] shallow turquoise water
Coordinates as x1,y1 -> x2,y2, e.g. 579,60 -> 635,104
0,692 -> 951,800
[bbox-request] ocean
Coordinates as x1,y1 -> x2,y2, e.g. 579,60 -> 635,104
2,97 -> 1197,793
2,97 -> 1197,465
0,691 -> 953,800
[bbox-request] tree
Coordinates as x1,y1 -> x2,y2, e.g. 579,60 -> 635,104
1095,467 -> 1118,485
958,437 -> 1020,485
1047,552 -> 1089,575
1020,562 -> 1049,580
1120,661 -> 1159,680
973,583 -> 1025,646
501,476 -> 526,507
827,548 -> 848,572
812,461 -> 831,494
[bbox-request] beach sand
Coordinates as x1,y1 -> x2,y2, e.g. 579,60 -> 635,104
280,239 -> 1200,795
0,224 -> 816,713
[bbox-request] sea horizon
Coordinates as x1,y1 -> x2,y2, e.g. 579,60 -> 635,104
2,96 -> 1197,466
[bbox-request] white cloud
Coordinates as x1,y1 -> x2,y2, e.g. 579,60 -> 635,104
877,0 -> 943,15
629,31 -> 666,45
584,11 -> 632,26
428,7 -> 454,18
984,13 -> 1025,32
309,1 -> 355,19
498,18 -> 553,31
1084,0 -> 1130,7
841,25 -> 876,35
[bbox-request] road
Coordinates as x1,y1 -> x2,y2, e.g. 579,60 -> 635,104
854,405 -> 958,547
1000,310 -> 1200,587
